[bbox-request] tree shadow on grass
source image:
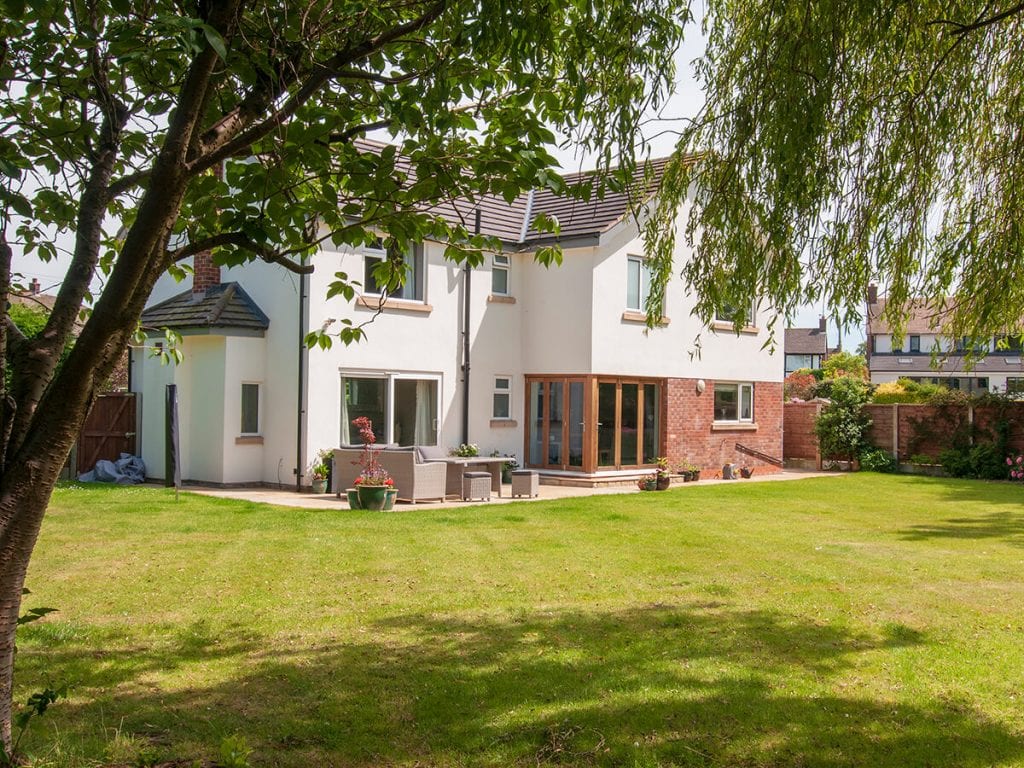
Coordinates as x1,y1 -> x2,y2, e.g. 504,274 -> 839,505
899,511 -> 1024,546
15,603 -> 1023,767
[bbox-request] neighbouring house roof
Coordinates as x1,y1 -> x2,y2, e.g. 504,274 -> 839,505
784,327 -> 828,356
871,354 -> 1024,375
867,297 -> 951,335
141,282 -> 269,335
9,291 -> 58,313
354,139 -> 676,247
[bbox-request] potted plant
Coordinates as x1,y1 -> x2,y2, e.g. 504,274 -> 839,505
682,462 -> 701,482
349,416 -> 397,510
310,448 -> 332,494
490,450 -> 519,483
740,463 -> 754,479
655,457 -> 672,490
640,474 -> 658,491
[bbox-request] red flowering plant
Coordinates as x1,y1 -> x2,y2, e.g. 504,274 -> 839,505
1006,454 -> 1024,481
351,416 -> 394,487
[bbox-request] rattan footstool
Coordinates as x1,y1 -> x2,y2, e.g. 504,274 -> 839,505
511,469 -> 539,498
462,471 -> 492,501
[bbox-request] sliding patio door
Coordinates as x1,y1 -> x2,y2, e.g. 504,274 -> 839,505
341,373 -> 439,446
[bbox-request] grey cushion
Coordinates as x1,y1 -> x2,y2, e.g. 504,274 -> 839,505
416,444 -> 448,463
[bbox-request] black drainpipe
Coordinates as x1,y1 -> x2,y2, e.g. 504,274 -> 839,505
461,209 -> 481,445
295,272 -> 307,491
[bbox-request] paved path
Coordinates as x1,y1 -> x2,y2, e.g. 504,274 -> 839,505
186,469 -> 842,511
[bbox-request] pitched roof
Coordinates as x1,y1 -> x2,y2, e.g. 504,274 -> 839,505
784,327 -> 828,355
867,297 -> 951,335
354,139 -> 675,246
141,283 -> 269,334
870,354 -> 1024,374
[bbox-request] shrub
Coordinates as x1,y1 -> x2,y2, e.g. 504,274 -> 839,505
784,370 -> 818,400
822,351 -> 868,380
970,443 -> 1007,480
814,376 -> 873,462
872,378 -> 948,404
939,447 -> 972,478
859,447 -> 897,473
908,453 -> 936,465
1008,454 -> 1024,481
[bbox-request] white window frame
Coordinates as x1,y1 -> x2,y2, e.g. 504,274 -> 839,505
493,375 -> 512,419
713,382 -> 754,424
240,381 -> 262,436
626,254 -> 651,312
340,370 -> 442,446
714,299 -> 758,326
362,241 -> 425,302
491,253 -> 510,296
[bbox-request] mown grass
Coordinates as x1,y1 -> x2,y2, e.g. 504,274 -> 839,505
13,474 -> 1024,766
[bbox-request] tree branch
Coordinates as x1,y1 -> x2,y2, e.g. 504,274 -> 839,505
170,232 -> 314,274
106,169 -> 151,198
929,2 -> 1024,35
191,0 -> 447,174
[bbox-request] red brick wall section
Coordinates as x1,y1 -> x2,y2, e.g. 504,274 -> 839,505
664,378 -> 783,475
783,403 -> 820,460
193,250 -> 220,294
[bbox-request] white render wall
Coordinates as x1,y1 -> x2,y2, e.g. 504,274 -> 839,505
136,207 -> 784,484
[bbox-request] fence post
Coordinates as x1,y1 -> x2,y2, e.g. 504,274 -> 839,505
815,402 -> 822,470
892,404 -> 899,461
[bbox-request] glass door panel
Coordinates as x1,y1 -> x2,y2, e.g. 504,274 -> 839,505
597,382 -> 617,467
529,382 -> 544,466
548,382 -> 564,466
567,381 -> 584,467
393,379 -> 438,446
341,376 -> 387,443
620,383 -> 638,465
642,383 -> 659,464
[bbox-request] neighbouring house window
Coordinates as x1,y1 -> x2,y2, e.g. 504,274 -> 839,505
363,241 -> 424,301
340,373 -> 439,446
785,353 -> 814,373
240,382 -> 260,435
1007,378 -> 1024,394
492,254 -> 510,295
493,376 -> 512,419
909,335 -> 921,352
714,382 -> 754,423
715,299 -> 758,326
976,377 -> 989,391
626,255 -> 651,311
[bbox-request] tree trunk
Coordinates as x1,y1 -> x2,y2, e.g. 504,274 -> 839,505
0,447 -> 72,752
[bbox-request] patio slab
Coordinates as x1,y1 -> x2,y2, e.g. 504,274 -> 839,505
185,468 -> 843,511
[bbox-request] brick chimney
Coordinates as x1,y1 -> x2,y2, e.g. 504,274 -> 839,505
193,250 -> 220,297
29,278 -> 40,294
867,284 -> 878,304
818,316 -> 826,332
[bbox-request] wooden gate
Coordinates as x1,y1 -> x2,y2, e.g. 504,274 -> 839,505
76,393 -> 137,473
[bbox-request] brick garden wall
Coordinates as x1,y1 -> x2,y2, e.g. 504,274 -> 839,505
664,378 -> 783,475
782,403 -> 820,461
789,401 -> 1024,462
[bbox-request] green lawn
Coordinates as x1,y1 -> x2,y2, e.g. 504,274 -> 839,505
14,475 -> 1024,767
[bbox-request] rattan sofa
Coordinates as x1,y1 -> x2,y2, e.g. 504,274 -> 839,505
332,446 -> 446,503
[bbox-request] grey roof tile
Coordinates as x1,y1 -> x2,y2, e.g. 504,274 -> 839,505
141,282 -> 269,332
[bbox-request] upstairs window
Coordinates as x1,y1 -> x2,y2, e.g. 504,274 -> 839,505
626,255 -> 651,311
715,299 -> 758,326
364,241 -> 424,301
909,335 -> 921,353
492,254 -> 510,295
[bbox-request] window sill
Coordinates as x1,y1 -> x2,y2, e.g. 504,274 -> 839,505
711,321 -> 758,335
711,423 -> 758,432
235,435 -> 264,445
488,294 -> 516,304
356,295 -> 433,314
490,419 -> 518,428
622,311 -> 670,326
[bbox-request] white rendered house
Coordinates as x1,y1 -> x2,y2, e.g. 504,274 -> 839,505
131,158 -> 785,487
